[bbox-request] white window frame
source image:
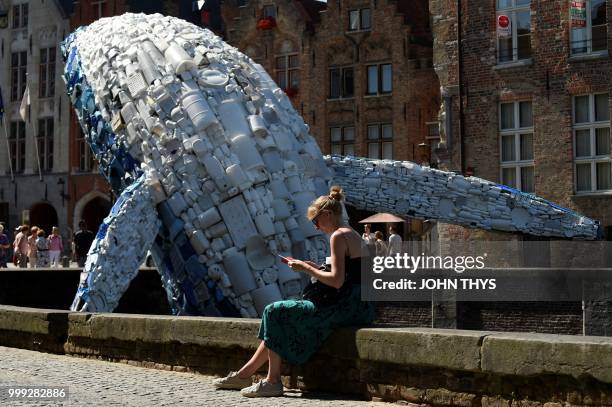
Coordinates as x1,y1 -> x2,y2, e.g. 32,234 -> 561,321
11,3 -> 28,29
366,63 -> 392,96
92,0 -> 106,19
39,47 -> 56,99
496,0 -> 532,63
572,93 -> 611,193
499,101 -> 535,192
330,126 -> 355,156
275,53 -> 299,91
570,0 -> 608,55
9,121 -> 26,174
367,123 -> 393,160
348,8 -> 371,32
329,65 -> 354,99
37,117 -> 54,172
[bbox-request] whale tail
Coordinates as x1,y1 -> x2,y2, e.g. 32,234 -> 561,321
327,155 -> 600,240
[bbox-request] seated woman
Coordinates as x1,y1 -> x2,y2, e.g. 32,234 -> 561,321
213,186 -> 376,398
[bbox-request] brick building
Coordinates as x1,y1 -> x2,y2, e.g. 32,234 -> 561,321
0,0 -> 72,239
221,0 -> 439,162
431,0 -> 612,238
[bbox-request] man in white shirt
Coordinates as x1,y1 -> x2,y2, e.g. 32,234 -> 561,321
387,225 -> 403,255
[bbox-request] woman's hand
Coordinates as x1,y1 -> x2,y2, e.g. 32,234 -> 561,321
288,259 -> 311,274
304,260 -> 319,268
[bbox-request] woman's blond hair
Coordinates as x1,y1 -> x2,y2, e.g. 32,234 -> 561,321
307,186 -> 345,223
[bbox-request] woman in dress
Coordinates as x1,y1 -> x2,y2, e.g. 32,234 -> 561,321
213,186 -> 375,398
48,227 -> 64,267
374,231 -> 388,257
35,229 -> 50,268
27,226 -> 39,268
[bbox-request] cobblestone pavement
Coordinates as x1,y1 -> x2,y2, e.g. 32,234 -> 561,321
0,346 -> 389,407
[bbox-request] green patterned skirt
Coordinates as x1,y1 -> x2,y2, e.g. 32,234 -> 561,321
257,284 -> 376,365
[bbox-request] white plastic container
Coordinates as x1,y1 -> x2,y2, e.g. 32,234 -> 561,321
229,134 -> 265,171
222,248 -> 257,296
164,43 -> 196,74
251,284 -> 283,316
247,114 -> 268,137
226,164 -> 252,190
197,207 -> 222,229
181,90 -> 217,132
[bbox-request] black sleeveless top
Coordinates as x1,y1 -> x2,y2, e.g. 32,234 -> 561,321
343,256 -> 362,285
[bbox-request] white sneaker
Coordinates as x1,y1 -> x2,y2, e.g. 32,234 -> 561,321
212,371 -> 252,390
240,379 -> 284,398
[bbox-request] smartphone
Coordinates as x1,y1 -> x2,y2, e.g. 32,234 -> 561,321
278,254 -> 293,264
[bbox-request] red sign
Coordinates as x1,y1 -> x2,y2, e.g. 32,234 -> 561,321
498,15 -> 510,28
497,14 -> 511,38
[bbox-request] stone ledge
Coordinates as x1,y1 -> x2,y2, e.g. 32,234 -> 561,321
1,305 -> 612,404
481,332 -> 612,383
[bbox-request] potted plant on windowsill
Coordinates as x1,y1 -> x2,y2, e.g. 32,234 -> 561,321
256,17 -> 277,30
284,86 -> 298,98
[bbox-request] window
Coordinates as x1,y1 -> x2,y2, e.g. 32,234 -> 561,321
275,54 -> 299,90
263,5 -> 276,19
573,94 -> 611,192
366,63 -> 392,95
349,8 -> 371,31
78,134 -> 97,172
12,3 -> 28,29
570,0 -> 607,55
37,118 -> 54,172
9,121 -> 26,173
329,67 -> 354,99
330,126 -> 355,156
499,101 -> 535,192
39,47 -> 56,98
10,51 -> 27,101
367,123 -> 393,159
497,0 -> 531,63
92,0 -> 106,19
426,122 -> 441,147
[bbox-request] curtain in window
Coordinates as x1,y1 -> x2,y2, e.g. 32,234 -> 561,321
596,162 -> 611,190
576,163 -> 592,191
596,128 -> 610,156
575,129 -> 591,157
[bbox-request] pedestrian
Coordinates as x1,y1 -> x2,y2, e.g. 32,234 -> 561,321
13,225 -> 29,268
35,229 -> 50,268
374,231 -> 388,257
73,220 -> 95,267
213,186 -> 375,398
0,225 -> 9,268
387,225 -> 403,255
361,223 -> 376,244
27,226 -> 39,268
48,227 -> 64,267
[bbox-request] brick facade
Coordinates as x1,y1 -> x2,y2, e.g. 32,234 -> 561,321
221,0 -> 440,162
431,0 -> 612,237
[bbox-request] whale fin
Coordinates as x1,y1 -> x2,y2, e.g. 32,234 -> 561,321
70,175 -> 161,312
327,155 -> 600,240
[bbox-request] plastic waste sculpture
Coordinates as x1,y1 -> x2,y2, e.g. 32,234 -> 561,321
61,14 -> 601,317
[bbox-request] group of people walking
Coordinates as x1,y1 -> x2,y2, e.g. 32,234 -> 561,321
361,223 -> 403,256
11,225 -> 64,268
0,220 -> 96,269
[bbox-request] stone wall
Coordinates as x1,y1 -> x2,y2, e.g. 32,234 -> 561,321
0,305 -> 611,405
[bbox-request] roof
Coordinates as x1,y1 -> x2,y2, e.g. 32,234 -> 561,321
359,213 -> 406,224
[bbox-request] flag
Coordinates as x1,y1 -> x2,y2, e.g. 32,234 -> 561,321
0,86 -> 4,123
19,83 -> 30,122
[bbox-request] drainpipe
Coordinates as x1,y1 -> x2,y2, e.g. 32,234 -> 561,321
457,0 -> 466,173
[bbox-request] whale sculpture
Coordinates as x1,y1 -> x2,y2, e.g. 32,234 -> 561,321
61,13 -> 601,317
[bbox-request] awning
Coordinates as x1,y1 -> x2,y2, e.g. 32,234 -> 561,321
358,213 -> 406,223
